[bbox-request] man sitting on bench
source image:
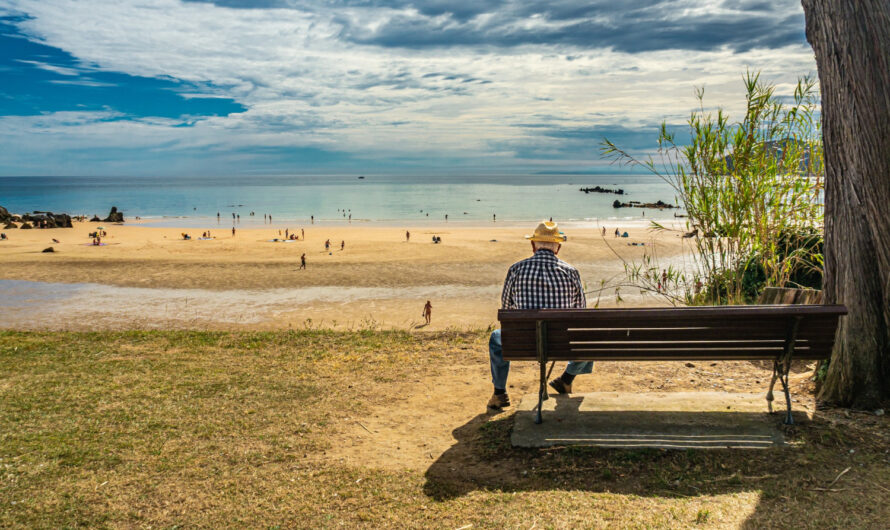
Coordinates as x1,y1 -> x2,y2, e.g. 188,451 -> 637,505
487,220 -> 593,409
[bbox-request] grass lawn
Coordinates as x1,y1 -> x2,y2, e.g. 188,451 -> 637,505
1,330 -> 888,528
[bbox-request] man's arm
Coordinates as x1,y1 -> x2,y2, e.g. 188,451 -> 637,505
573,269 -> 587,309
501,266 -> 516,309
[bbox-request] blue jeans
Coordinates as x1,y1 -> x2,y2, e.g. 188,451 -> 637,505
489,329 -> 593,390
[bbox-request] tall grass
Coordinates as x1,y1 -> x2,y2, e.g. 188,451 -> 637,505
602,72 -> 824,304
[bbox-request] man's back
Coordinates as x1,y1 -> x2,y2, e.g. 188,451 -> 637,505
501,248 -> 586,310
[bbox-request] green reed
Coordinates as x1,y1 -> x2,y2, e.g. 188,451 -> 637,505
602,72 -> 824,305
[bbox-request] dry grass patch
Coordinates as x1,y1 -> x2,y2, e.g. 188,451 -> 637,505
1,330 -> 888,528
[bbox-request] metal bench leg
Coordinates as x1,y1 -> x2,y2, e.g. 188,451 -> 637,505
779,361 -> 794,425
535,360 -> 546,424
772,316 -> 801,425
534,320 -> 549,425
766,363 -> 778,414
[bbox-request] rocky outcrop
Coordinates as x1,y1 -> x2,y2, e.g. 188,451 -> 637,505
612,199 -> 679,209
42,246 -> 55,253
19,212 -> 73,229
20,222 -> 33,229
4,222 -> 16,229
103,206 -> 124,223
0,205 -> 10,224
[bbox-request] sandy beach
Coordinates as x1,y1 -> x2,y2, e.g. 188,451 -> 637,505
0,220 -> 692,330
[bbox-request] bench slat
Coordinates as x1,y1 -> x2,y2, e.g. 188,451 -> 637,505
498,304 -> 847,322
498,305 -> 844,363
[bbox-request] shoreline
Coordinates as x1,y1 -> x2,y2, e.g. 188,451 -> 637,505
121,215 -> 686,229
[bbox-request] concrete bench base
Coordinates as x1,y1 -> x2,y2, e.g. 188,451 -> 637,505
511,392 -> 801,449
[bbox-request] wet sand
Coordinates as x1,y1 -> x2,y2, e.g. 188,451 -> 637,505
0,220 -> 694,330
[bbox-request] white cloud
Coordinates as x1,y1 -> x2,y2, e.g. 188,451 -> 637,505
0,0 -> 818,174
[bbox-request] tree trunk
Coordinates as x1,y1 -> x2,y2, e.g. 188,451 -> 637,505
801,0 -> 890,407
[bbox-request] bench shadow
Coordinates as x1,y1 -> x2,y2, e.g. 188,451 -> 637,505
422,400 -> 875,527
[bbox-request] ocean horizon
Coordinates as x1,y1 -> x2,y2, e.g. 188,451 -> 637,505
0,174 -> 682,224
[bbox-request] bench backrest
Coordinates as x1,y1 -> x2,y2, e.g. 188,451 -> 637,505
498,305 -> 847,362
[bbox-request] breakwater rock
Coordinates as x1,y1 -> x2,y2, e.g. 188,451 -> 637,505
580,186 -> 624,195
612,199 -> 679,209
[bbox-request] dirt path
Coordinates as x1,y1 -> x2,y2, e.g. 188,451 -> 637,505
328,358 -> 820,471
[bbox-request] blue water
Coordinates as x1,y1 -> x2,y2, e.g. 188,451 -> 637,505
0,174 -> 679,224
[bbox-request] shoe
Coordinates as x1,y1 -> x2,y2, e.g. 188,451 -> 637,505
487,393 -> 511,409
548,378 -> 572,394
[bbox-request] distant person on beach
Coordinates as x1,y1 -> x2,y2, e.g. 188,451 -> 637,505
232,227 -> 236,236
486,221 -> 591,410
237,214 -> 240,222
602,227 -> 606,237
311,215 -> 314,224
325,239 -> 330,251
614,228 -> 620,238
300,253 -> 306,269
269,215 -> 272,222
301,228 -> 304,239
493,214 -> 496,222
406,230 -> 410,242
422,300 -> 432,325
1,233 -> 7,240
232,213 -> 236,220
340,240 -> 345,251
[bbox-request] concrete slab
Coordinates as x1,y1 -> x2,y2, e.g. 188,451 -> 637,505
512,392 -> 796,449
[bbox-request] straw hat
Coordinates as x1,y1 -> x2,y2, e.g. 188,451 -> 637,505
525,220 -> 567,243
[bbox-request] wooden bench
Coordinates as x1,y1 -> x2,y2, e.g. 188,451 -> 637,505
498,304 -> 847,425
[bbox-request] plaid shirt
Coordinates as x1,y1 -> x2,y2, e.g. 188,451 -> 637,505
501,249 -> 586,310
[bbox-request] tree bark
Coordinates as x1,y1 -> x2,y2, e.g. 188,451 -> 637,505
802,0 -> 890,407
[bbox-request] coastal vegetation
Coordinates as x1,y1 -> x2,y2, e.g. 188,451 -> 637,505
602,72 -> 824,305
1,330 -> 888,528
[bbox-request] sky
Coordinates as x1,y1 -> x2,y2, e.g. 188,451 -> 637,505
0,0 -> 817,176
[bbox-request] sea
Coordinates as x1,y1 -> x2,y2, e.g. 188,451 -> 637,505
0,174 -> 680,226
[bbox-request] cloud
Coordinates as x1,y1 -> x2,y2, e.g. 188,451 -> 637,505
0,0 -> 817,175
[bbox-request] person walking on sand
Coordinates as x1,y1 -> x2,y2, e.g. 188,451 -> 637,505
614,228 -> 620,238
406,230 -> 410,242
300,253 -> 306,270
486,221 -> 592,410
232,227 -> 236,236
422,300 -> 432,325
340,240 -> 345,251
325,239 -> 330,251
602,226 -> 606,237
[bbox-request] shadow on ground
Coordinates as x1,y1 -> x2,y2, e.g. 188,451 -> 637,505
423,405 -> 890,528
